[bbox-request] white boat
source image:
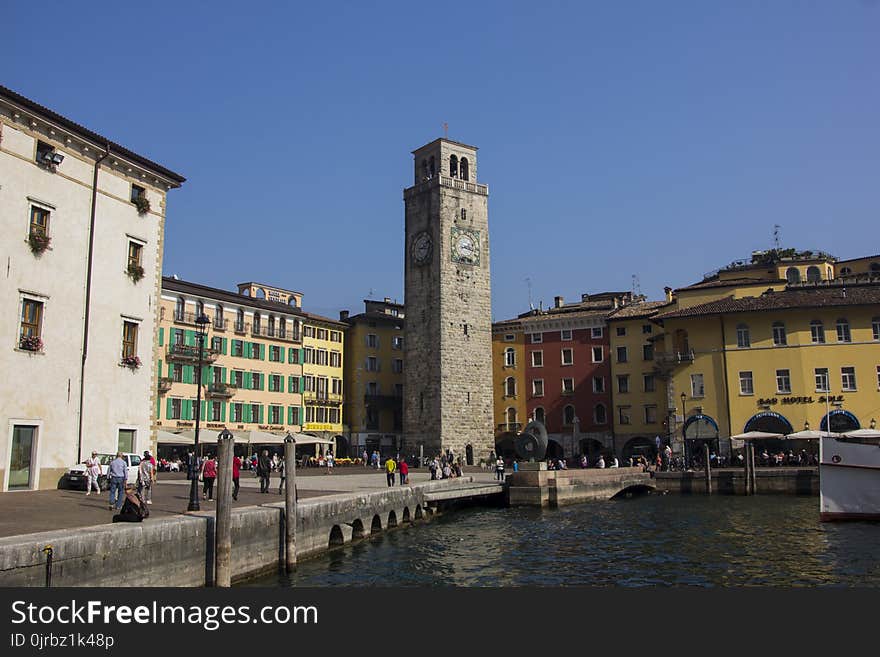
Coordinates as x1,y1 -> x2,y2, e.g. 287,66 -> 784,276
819,430 -> 880,521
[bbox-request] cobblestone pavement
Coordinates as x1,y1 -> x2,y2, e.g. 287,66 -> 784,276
0,466 -> 496,539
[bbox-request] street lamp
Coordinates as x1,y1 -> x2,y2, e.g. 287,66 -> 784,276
187,313 -> 211,512
572,415 -> 580,463
680,392 -> 688,467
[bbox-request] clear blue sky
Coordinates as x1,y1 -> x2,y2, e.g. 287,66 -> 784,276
4,1 -> 878,321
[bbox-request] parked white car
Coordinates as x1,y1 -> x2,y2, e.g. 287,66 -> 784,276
63,453 -> 141,489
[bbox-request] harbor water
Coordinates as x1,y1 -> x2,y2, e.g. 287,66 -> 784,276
249,495 -> 879,587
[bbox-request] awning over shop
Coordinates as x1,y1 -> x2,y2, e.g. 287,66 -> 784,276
156,430 -> 194,445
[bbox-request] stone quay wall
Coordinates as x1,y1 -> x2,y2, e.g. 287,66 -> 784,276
0,478 -> 477,587
652,468 -> 819,495
507,467 -> 654,507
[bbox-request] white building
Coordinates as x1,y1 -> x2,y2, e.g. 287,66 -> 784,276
0,85 -> 185,491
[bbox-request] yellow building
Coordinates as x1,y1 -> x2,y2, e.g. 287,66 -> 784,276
301,311 -> 346,443
156,278 -> 304,451
655,279 -> 880,460
836,254 -> 880,278
341,298 -> 405,457
491,319 -> 527,452
606,298 -> 675,459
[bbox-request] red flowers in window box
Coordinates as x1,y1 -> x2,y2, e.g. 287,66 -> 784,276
28,232 -> 51,255
121,355 -> 142,369
20,335 -> 43,351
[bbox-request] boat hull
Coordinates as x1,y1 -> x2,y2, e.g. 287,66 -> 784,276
819,437 -> 880,521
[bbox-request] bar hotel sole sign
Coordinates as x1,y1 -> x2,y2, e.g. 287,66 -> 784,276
757,395 -> 845,407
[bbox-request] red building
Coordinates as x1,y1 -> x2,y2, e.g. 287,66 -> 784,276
515,293 -> 629,459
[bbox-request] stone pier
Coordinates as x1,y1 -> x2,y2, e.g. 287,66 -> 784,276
507,467 -> 654,507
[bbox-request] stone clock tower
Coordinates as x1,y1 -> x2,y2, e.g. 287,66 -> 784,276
403,138 -> 494,463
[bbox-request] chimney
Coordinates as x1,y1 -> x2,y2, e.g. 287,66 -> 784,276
339,310 -> 349,321
384,297 -> 391,303
554,296 -> 564,309
664,287 -> 673,303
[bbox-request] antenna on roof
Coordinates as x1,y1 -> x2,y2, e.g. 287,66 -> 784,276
631,274 -> 641,297
443,122 -> 448,139
368,288 -> 374,298
525,277 -> 533,310
773,224 -> 781,250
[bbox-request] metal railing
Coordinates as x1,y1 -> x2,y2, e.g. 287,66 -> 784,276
207,383 -> 237,398
497,422 -> 522,433
166,343 -> 219,362
655,350 -> 695,365
304,391 -> 343,403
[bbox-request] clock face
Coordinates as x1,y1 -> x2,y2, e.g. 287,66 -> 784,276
411,231 -> 432,265
451,227 -> 480,265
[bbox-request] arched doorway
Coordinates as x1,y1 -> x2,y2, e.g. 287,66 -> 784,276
684,414 -> 720,464
495,434 -> 516,460
743,411 -> 794,455
465,444 -> 474,466
546,439 -> 564,460
334,435 -> 350,458
622,437 -> 657,462
820,409 -> 860,433
579,438 -> 603,461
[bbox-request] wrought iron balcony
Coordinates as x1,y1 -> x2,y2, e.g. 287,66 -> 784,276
363,394 -> 402,409
497,422 -> 522,433
655,350 -> 695,365
158,377 -> 173,393
166,343 -> 219,363
233,321 -> 249,335
207,382 -> 237,398
250,324 -> 302,343
304,391 -> 343,405
212,318 -> 229,332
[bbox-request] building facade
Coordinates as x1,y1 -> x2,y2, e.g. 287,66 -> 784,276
0,85 -> 185,490
301,312 -> 346,443
491,321 -> 527,445
156,278 -> 304,443
403,138 -> 494,464
341,299 -> 405,457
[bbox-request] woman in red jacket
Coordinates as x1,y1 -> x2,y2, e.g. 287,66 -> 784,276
398,458 -> 409,485
201,456 -> 217,501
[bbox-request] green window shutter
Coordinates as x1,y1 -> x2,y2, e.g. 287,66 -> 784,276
287,406 -> 293,424
260,373 -> 265,391
288,375 -> 294,392
159,328 -> 164,346
185,330 -> 195,346
221,367 -> 227,384
202,366 -> 211,386
158,359 -> 163,378
280,347 -> 286,363
244,374 -> 251,390
260,344 -> 265,360
167,363 -> 173,377
288,348 -> 294,364
200,400 -> 206,420
222,338 -> 228,355
183,400 -> 192,420
156,397 -> 161,420
245,342 -> 252,358
166,398 -> 173,419
221,402 -> 227,422
243,405 -> 251,423
183,366 -> 192,384
259,405 -> 264,424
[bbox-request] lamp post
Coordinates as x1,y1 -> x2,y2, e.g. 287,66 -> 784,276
187,313 -> 211,512
572,416 -> 580,464
680,391 -> 688,467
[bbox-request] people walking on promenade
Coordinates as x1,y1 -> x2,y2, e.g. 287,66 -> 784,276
326,449 -> 334,475
277,458 -> 285,494
495,455 -> 505,481
385,456 -> 396,487
107,452 -> 127,510
201,455 -> 217,501
137,450 -> 154,505
372,450 -> 380,469
232,454 -> 241,501
363,449 -> 369,467
398,457 -> 409,485
258,449 -> 271,493
85,450 -> 102,495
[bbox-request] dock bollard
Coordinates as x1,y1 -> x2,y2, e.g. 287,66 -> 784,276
42,545 -> 53,588
215,429 -> 234,587
284,434 -> 297,572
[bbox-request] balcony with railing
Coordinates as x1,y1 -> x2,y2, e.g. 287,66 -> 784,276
172,310 -> 203,326
166,343 -> 219,363
655,350 -> 695,366
304,391 -> 343,405
158,377 -> 173,393
212,318 -> 229,332
497,422 -> 523,433
207,382 -> 237,399
403,174 -> 489,199
250,323 -> 301,343
363,393 -> 403,409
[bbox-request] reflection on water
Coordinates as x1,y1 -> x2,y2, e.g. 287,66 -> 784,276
248,496 -> 880,587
